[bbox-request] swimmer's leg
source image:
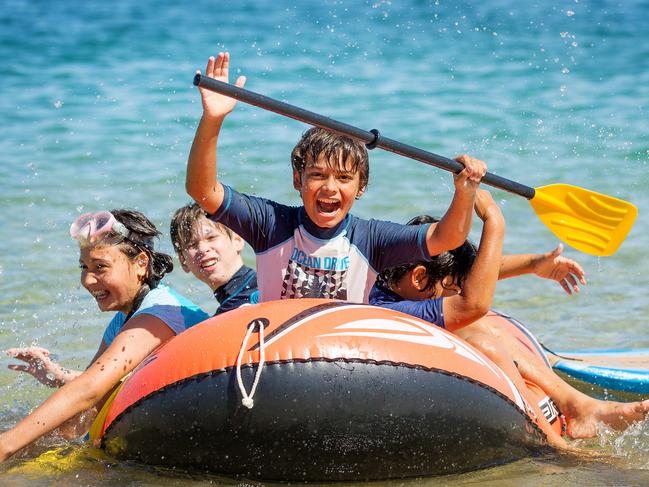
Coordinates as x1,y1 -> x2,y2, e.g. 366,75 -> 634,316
457,321 -> 649,439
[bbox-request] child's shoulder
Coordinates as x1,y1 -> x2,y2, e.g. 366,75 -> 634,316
218,184 -> 303,214
368,281 -> 401,304
141,283 -> 177,305
345,215 -> 432,267
137,284 -> 209,323
347,214 -> 429,236
142,284 -> 203,312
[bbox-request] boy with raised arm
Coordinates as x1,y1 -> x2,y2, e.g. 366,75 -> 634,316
186,51 -> 486,302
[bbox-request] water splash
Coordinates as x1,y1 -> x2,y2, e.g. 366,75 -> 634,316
597,419 -> 649,469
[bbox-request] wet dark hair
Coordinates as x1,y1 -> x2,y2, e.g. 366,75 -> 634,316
169,203 -> 234,256
377,215 -> 477,292
102,209 -> 174,289
291,127 -> 370,191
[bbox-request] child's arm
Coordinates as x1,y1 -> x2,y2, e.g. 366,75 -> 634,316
425,155 -> 487,256
498,244 -> 586,295
443,189 -> 505,331
186,51 -> 247,214
0,315 -> 174,462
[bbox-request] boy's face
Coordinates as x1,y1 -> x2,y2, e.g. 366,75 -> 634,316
293,152 -> 365,228
179,217 -> 245,290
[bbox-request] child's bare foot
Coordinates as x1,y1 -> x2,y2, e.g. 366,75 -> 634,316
565,399 -> 649,439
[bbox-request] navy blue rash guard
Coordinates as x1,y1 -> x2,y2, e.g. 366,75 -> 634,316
368,282 -> 446,328
214,265 -> 258,315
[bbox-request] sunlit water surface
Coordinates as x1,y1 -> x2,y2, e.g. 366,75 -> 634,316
1,0 -> 648,485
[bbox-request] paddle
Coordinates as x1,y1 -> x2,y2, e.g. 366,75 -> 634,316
193,74 -> 637,257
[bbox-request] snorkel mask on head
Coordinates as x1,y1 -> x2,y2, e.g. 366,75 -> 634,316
70,211 -> 131,245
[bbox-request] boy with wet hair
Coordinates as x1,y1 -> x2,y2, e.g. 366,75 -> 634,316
186,51 -> 486,303
170,203 -> 257,314
291,126 -> 370,193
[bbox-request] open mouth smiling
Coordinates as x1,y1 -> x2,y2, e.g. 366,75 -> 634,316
91,290 -> 109,300
200,257 -> 220,270
316,199 -> 341,214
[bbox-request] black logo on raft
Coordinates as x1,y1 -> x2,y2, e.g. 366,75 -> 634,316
281,259 -> 348,300
247,302 -> 355,352
538,395 -> 560,424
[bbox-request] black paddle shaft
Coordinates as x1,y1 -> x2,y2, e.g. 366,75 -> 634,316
194,74 -> 536,200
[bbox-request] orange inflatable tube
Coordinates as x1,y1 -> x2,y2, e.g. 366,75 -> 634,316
98,299 -> 554,481
477,310 -> 564,435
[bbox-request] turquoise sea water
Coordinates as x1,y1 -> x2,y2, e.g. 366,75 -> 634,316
1,0 -> 648,484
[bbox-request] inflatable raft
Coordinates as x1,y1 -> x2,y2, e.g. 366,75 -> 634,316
93,300 -> 554,481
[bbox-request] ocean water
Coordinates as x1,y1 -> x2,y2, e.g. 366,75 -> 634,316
1,0 -> 648,484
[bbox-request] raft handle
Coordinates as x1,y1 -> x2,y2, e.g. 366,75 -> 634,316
236,319 -> 267,409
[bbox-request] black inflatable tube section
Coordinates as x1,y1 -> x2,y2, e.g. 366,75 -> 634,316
103,359 -> 548,481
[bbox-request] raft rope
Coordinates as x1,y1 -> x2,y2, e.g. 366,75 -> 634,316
236,319 -> 266,409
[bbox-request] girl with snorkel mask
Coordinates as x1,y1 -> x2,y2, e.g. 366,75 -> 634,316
1,210 -> 208,461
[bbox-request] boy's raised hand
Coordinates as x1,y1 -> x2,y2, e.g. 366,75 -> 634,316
531,244 -> 587,295
426,154 -> 489,255
454,154 -> 487,195
197,51 -> 247,119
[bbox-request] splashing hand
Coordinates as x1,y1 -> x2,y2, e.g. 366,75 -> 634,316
532,244 -> 587,295
6,346 -> 69,388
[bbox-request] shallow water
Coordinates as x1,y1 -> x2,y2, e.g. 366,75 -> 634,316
1,0 -> 648,484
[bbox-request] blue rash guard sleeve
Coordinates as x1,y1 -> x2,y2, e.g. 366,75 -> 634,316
368,283 -> 446,328
346,217 -> 432,272
208,184 -> 298,253
102,284 -> 208,346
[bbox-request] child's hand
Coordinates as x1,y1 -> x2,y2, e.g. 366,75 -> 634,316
197,51 -> 247,119
454,154 -> 487,195
474,188 -> 502,222
6,346 -> 65,387
531,244 -> 587,295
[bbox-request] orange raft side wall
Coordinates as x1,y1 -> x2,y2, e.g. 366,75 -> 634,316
101,299 -> 531,436
482,310 -> 563,437
481,311 -> 551,367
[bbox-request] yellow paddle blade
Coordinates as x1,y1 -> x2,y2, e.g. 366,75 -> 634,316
530,184 -> 637,256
